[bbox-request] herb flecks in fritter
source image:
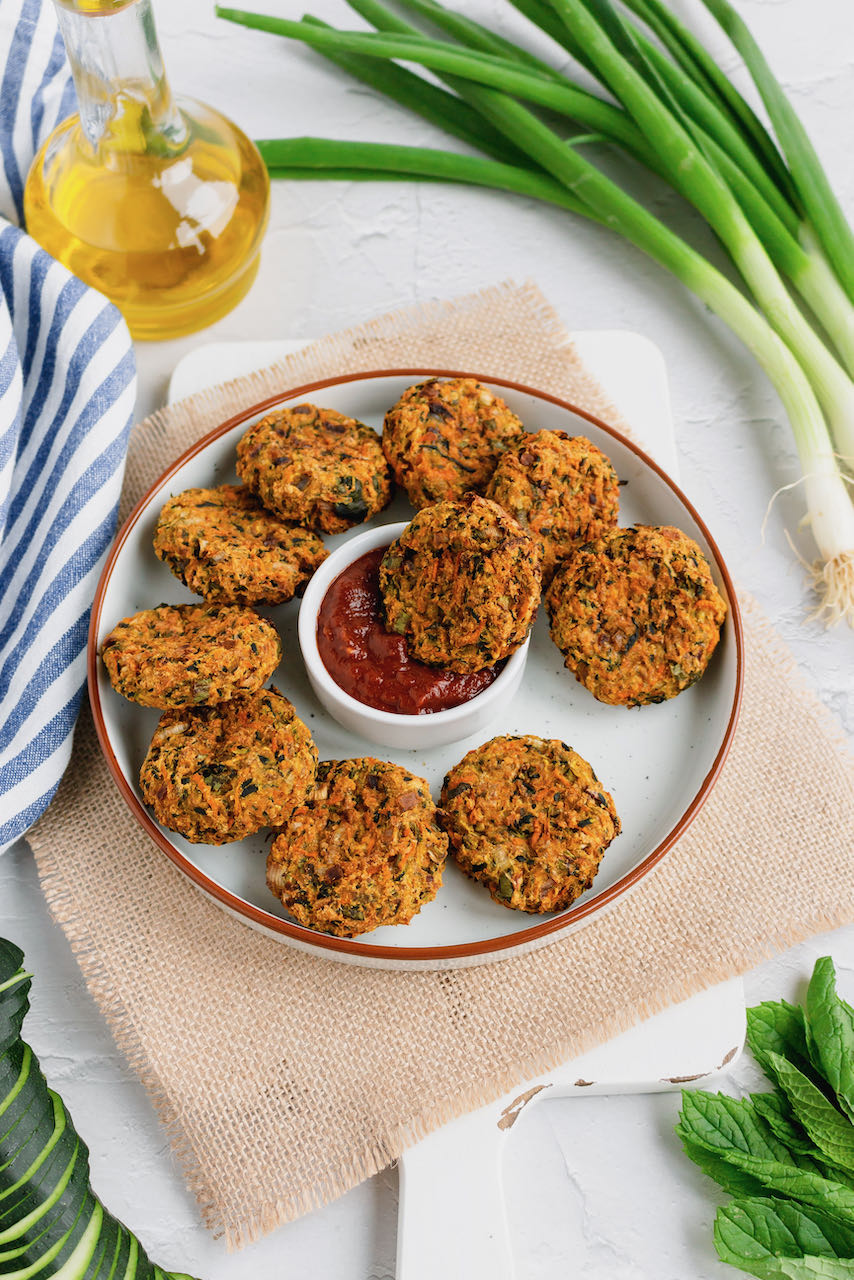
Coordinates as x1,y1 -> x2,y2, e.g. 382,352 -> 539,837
440,735 -> 620,913
101,602 -> 281,709
546,524 -> 727,706
382,377 -> 525,508
379,494 -> 542,675
236,402 -> 393,535
486,431 -> 620,584
140,688 -> 317,845
267,758 -> 447,937
153,484 -> 327,605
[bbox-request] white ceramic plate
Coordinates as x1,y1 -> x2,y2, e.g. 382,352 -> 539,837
88,369 -> 743,970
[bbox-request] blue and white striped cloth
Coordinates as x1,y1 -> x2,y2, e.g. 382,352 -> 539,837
1,0 -> 136,851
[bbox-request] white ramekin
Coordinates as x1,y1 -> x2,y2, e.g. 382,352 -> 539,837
297,521 -> 530,749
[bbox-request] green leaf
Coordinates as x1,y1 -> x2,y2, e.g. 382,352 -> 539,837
807,959 -> 854,1125
715,1197 -> 854,1278
677,1091 -> 854,1220
679,1131 -> 767,1196
769,1051 -> 854,1174
679,1090 -> 822,1171
752,1091 -> 817,1156
748,1000 -> 818,1084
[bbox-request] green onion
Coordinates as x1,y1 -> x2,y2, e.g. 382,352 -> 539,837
257,137 -> 597,216
216,0 -> 854,624
546,0 -> 854,464
699,0 -> 854,306
298,17 -> 534,168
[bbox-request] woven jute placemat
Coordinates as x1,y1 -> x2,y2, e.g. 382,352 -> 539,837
29,281 -> 854,1248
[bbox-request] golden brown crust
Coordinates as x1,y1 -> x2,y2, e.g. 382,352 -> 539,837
486,431 -> 620,584
378,494 -> 542,674
267,758 -> 447,937
153,484 -> 327,605
100,603 -> 281,709
440,735 -> 620,913
139,688 -> 317,844
545,524 -> 727,706
235,403 -> 392,535
382,378 -> 524,508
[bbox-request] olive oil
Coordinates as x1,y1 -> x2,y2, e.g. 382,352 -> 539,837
24,0 -> 269,339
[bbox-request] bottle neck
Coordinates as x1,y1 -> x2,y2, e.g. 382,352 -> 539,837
53,0 -> 187,154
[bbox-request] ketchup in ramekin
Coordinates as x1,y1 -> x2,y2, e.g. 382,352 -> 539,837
316,547 -> 500,715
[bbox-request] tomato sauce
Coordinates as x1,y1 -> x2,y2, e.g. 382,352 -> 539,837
316,547 -> 500,715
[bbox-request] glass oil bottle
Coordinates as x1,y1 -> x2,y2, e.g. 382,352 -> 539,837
24,0 -> 270,339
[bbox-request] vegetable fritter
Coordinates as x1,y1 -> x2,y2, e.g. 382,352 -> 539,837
486,431 -> 620,584
382,377 -> 525,508
100,603 -> 281,709
545,524 -> 727,706
153,484 -> 327,605
267,758 -> 447,937
236,402 -> 393,535
139,688 -> 317,844
440,735 -> 620,913
379,494 -> 542,674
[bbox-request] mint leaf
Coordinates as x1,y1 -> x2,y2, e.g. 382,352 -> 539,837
753,1091 -> 818,1156
715,1198 -> 854,1278
807,959 -> 854,1125
723,1165 -> 854,1225
769,1052 -> 854,1174
678,1092 -> 854,1221
748,1001 -> 829,1094
680,1131 -> 768,1196
679,1091 -> 823,1171
719,1196 -> 854,1258
749,1092 -> 854,1188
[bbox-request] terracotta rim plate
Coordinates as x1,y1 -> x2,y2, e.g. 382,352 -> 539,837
88,369 -> 744,971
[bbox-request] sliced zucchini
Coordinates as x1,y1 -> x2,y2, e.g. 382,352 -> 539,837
0,1139 -> 82,1234
82,1217 -> 121,1280
116,1233 -> 137,1280
0,1132 -> 85,1230
0,1103 -> 61,1189
0,1010 -> 30,1060
1,1094 -> 70,1204
102,1229 -> 131,1280
0,1145 -> 89,1257
0,943 -> 198,1280
0,1048 -> 31,1121
0,1192 -> 95,1277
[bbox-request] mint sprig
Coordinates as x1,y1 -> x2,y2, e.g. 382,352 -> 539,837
680,957 -> 854,1277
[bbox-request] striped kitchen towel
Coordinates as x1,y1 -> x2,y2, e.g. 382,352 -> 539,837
0,0 -> 136,851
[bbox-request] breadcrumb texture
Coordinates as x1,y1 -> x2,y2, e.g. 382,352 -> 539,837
440,734 -> 620,913
101,603 -> 281,709
267,758 -> 448,937
486,430 -> 620,583
546,524 -> 727,706
382,377 -> 525,508
139,688 -> 317,844
379,494 -> 542,674
153,484 -> 327,605
236,402 -> 392,535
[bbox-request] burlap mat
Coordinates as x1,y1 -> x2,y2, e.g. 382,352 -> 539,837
28,282 -> 854,1249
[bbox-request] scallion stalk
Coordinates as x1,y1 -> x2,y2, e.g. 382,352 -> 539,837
546,0 -> 854,464
215,0 -> 854,622
698,0 -> 854,305
388,0 -> 854,385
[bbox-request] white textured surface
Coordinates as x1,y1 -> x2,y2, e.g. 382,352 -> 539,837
3,0 -> 854,1276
